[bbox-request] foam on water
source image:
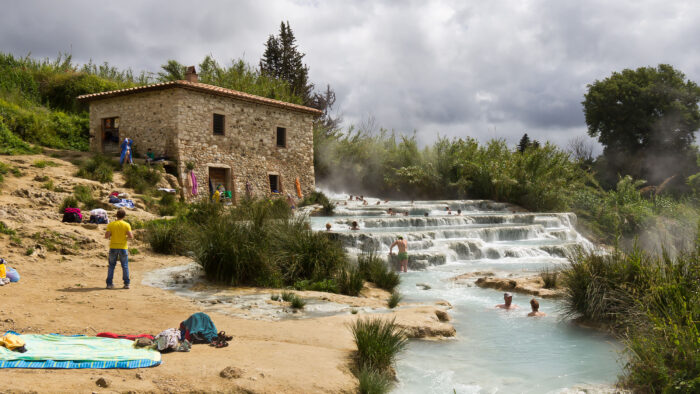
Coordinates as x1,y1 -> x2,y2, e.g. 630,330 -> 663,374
315,196 -> 620,393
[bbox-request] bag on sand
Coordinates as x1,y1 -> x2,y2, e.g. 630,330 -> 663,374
179,312 -> 218,344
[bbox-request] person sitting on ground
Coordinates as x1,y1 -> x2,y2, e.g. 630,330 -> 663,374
145,148 -> 155,165
528,298 -> 546,317
104,209 -> 133,289
325,223 -> 332,231
350,221 -> 360,230
389,236 -> 409,273
496,292 -> 518,309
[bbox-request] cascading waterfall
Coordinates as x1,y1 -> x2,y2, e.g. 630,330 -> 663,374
311,196 -> 620,393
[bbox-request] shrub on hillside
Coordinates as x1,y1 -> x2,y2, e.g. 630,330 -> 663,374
73,185 -> 98,209
58,195 -> 79,213
145,219 -> 190,255
76,154 -> 118,183
358,249 -> 400,292
123,164 -> 162,193
0,117 -> 38,155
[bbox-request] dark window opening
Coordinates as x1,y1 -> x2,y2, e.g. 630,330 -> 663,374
102,117 -> 120,153
269,174 -> 279,193
213,113 -> 225,135
276,127 -> 286,147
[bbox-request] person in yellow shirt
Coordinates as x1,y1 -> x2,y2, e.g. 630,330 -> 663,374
104,209 -> 133,289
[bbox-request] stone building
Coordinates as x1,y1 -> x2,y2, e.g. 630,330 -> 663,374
77,68 -> 320,202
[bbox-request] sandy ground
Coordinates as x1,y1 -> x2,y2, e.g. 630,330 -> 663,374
0,153 -> 453,393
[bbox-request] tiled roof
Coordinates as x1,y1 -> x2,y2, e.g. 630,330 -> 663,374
76,80 -> 322,116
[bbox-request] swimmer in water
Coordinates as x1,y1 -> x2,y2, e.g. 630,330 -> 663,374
496,292 -> 519,309
527,298 -> 546,317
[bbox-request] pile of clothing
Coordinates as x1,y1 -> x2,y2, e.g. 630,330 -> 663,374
108,192 -> 135,209
61,207 -> 82,223
0,258 -> 20,286
88,208 -> 109,224
0,333 -> 26,353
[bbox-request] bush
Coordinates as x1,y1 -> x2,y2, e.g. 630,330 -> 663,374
76,154 -> 117,183
357,366 -> 393,394
290,295 -> 306,309
58,195 -> 79,213
338,266 -> 364,296
158,192 -> 180,216
123,164 -> 162,193
0,221 -> 16,236
539,267 -> 559,289
73,185 -> 98,209
299,190 -> 335,215
270,294 -> 280,301
562,246 -> 700,392
145,219 -> 190,255
281,291 -> 294,302
182,201 -> 224,225
350,317 -> 407,372
294,278 -> 339,293
0,117 -> 38,155
358,250 -> 400,292
387,292 -> 402,309
32,159 -> 58,168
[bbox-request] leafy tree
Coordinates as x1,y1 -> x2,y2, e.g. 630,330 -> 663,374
583,64 -> 700,188
260,21 -> 312,102
517,133 -> 531,153
157,60 -> 186,81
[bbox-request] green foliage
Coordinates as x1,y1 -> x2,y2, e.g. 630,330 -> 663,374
299,190 -> 335,215
32,159 -> 58,168
123,164 -> 162,193
289,294 -> 306,309
58,195 -> 79,213
562,246 -> 700,391
0,117 -> 38,155
145,219 -> 190,255
129,248 -> 140,255
294,278 -> 339,293
338,266 -> 365,296
270,294 -> 280,301
357,366 -> 393,394
191,199 -> 349,288
281,291 -> 294,302
387,292 -> 402,309
76,154 -> 118,183
350,317 -> 407,373
583,64 -> 700,189
259,21 -> 312,103
0,221 -> 16,236
158,192 -> 180,216
358,249 -> 400,292
539,267 -> 559,289
72,185 -> 98,209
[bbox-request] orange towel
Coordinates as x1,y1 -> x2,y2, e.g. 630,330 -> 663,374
295,178 -> 303,198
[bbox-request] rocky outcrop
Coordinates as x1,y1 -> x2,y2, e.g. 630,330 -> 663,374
473,275 -> 565,298
393,306 -> 456,339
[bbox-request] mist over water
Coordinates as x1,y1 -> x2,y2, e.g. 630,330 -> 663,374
312,194 -> 622,393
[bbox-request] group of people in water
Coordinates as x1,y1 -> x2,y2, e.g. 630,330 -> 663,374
496,292 -> 547,317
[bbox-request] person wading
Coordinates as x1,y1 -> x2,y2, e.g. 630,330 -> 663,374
104,209 -> 133,289
389,236 -> 409,273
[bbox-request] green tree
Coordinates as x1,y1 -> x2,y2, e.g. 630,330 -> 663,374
260,21 -> 313,103
583,64 -> 700,188
517,133 -> 531,153
157,60 -> 186,81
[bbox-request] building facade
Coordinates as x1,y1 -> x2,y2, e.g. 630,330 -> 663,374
77,70 -> 319,202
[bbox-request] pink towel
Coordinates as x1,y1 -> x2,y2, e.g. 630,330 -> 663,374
190,171 -> 198,196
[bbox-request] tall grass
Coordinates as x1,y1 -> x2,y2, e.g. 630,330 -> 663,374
76,154 -> 118,183
561,246 -> 700,391
350,317 -> 407,372
338,266 -> 365,296
358,248 -> 400,292
539,267 -> 559,289
73,185 -> 98,209
123,164 -> 162,193
145,219 -> 190,255
357,366 -> 393,394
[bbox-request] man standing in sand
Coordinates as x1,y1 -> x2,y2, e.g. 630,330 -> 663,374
104,209 -> 133,289
528,298 -> 546,317
389,236 -> 408,273
496,292 -> 519,309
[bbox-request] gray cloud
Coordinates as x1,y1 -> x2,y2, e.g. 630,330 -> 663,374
2,0 -> 700,152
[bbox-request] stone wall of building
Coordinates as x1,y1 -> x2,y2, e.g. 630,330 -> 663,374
175,89 -> 316,201
87,89 -> 180,158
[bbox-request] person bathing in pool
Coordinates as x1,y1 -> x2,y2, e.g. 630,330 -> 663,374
496,292 -> 519,309
389,236 -> 408,273
528,298 -> 546,317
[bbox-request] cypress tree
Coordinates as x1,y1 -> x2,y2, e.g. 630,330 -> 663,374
517,133 -> 531,153
260,21 -> 312,104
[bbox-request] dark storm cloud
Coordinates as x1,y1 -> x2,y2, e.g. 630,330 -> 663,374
3,0 -> 700,149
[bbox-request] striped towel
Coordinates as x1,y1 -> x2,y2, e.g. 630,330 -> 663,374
0,332 -> 160,369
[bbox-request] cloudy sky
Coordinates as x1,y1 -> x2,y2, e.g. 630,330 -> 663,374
3,0 -> 700,149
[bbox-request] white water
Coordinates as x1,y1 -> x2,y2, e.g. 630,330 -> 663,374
312,197 -> 622,393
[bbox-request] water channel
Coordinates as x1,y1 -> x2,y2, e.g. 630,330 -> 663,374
310,196 -> 622,393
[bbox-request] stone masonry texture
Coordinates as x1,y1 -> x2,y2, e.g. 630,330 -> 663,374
86,86 -> 316,201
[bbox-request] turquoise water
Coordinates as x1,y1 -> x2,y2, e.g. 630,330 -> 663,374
311,197 -> 622,393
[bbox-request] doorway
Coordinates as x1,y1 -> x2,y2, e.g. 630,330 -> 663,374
101,117 -> 120,153
209,166 -> 233,202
